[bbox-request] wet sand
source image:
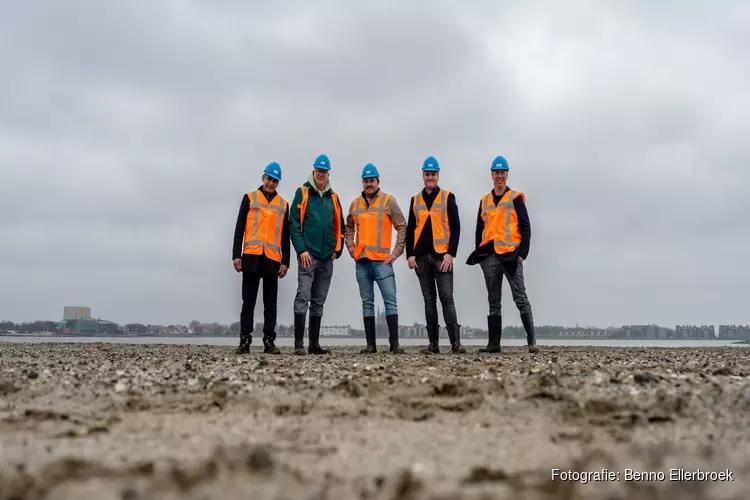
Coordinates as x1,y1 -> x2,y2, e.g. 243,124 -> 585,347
1,342 -> 748,499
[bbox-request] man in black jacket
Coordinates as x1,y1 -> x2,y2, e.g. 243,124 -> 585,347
467,156 -> 538,353
232,162 -> 291,354
405,156 -> 465,354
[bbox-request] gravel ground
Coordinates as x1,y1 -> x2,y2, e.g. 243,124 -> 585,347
0,342 -> 748,499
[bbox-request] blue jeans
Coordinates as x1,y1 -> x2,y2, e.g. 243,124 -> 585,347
355,259 -> 398,317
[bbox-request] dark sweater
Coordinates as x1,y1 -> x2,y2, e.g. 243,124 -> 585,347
232,188 -> 291,277
474,186 -> 531,260
405,186 -> 461,258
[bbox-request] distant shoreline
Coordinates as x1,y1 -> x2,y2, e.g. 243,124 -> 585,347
2,332 -> 749,342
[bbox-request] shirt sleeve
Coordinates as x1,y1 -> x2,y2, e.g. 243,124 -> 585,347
281,202 -> 291,267
289,187 -> 307,255
344,198 -> 357,251
335,194 -> 346,259
232,194 -> 249,260
513,194 -> 531,259
405,196 -> 416,258
386,195 -> 408,258
475,200 -> 484,249
446,192 -> 460,257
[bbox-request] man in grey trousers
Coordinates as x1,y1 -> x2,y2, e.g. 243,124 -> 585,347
467,156 -> 539,353
405,156 -> 465,354
289,154 -> 346,355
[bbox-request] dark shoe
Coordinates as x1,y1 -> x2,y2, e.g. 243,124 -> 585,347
294,313 -> 306,352
421,324 -> 440,354
521,312 -> 539,353
360,316 -> 377,354
479,315 -> 502,353
308,315 -> 331,355
447,323 -> 466,354
262,336 -> 280,354
386,314 -> 404,354
234,335 -> 251,354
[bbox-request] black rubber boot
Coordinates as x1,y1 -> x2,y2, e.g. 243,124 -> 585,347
447,323 -> 466,353
262,335 -> 280,354
307,315 -> 331,355
386,314 -> 404,354
421,324 -> 440,354
360,316 -> 377,354
234,335 -> 251,354
521,312 -> 539,353
479,315 -> 502,353
293,313 -> 306,355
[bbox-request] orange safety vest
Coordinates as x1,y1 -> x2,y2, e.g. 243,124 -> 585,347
349,191 -> 393,261
479,189 -> 525,254
297,185 -> 343,252
242,189 -> 288,263
411,189 -> 451,254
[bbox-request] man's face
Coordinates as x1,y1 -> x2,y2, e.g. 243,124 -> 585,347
313,168 -> 329,186
362,177 -> 379,196
262,174 -> 278,194
492,170 -> 508,190
422,171 -> 438,190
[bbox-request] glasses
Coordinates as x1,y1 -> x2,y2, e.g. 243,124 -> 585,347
314,169 -> 329,175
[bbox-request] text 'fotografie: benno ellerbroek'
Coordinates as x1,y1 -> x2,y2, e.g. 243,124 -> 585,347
551,469 -> 735,483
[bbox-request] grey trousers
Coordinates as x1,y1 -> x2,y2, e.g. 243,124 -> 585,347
479,253 -> 532,316
414,253 -> 458,327
293,255 -> 334,317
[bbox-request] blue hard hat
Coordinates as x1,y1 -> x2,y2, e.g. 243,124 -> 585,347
361,163 -> 379,179
263,161 -> 282,181
491,156 -> 509,171
313,154 -> 331,171
422,156 -> 440,172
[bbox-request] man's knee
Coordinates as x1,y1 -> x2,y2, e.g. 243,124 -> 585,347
437,289 -> 455,306
293,301 -> 308,315
515,297 -> 532,315
309,303 -> 325,317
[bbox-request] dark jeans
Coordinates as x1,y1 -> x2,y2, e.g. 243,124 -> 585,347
293,255 -> 334,318
479,253 -> 532,316
241,271 -> 278,340
414,253 -> 458,327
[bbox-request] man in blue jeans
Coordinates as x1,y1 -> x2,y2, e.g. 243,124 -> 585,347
345,163 -> 407,354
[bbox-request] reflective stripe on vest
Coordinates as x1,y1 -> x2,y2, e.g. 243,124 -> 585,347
351,192 -> 392,259
242,190 -> 287,262
412,189 -> 450,252
480,189 -> 522,254
297,185 -> 343,252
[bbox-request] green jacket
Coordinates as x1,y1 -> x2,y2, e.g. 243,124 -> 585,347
290,173 -> 345,261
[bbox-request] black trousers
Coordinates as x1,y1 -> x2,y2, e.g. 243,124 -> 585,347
241,271 -> 279,340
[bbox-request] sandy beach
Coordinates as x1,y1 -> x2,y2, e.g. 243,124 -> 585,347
1,342 -> 748,499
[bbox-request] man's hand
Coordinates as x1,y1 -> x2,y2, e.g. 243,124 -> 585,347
347,246 -> 355,259
299,251 -> 312,268
279,264 -> 288,278
440,254 -> 454,272
519,257 -> 524,263
233,258 -> 242,273
407,256 -> 418,270
384,253 -> 397,265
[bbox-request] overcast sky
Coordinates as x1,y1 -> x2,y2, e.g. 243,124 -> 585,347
1,1 -> 748,329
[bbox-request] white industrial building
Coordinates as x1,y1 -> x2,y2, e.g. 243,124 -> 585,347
63,306 -> 91,320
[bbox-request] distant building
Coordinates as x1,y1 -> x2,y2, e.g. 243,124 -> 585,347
57,317 -> 120,334
63,306 -> 91,320
718,325 -> 750,340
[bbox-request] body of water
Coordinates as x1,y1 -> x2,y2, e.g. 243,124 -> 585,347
0,335 -> 747,348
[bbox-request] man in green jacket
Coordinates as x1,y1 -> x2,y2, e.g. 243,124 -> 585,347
289,154 -> 346,355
